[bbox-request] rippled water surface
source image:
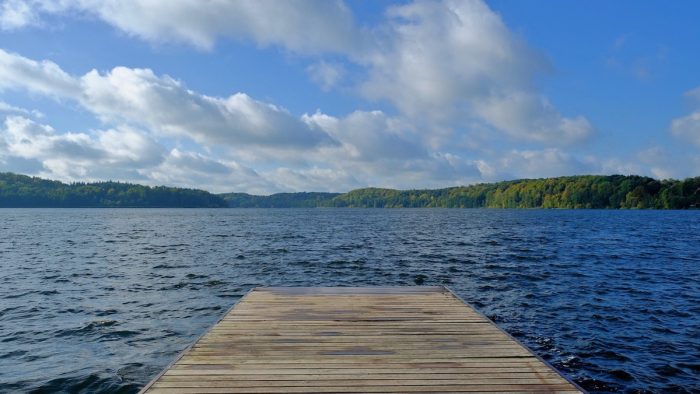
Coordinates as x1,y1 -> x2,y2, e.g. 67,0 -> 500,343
1,209 -> 699,393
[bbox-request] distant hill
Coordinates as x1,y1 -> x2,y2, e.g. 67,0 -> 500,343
2,173 -> 699,209
221,175 -> 700,209
0,173 -> 226,208
220,192 -> 340,208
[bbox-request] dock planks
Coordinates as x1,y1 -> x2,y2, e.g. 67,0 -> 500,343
140,286 -> 583,393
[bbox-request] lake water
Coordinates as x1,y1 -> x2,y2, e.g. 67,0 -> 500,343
0,209 -> 699,393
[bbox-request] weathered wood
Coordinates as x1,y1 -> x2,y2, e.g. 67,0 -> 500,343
140,286 -> 583,393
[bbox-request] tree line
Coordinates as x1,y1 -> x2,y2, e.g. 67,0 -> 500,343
328,175 -> 700,209
223,175 -> 700,209
0,172 -> 226,207
220,192 -> 341,208
2,172 -> 699,209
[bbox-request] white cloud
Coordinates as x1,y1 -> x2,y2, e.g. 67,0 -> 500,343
265,167 -> 361,193
0,0 -> 36,30
0,115 -> 277,192
145,149 -> 275,194
497,149 -> 597,179
0,0 -> 365,53
359,0 -> 592,144
96,126 -> 164,167
670,86 -> 700,147
79,67 -> 336,148
0,48 -> 80,97
306,61 -> 345,91
304,110 -> 425,162
473,92 -> 593,144
636,146 -> 688,180
0,49 -> 336,149
263,155 -> 482,192
0,115 -> 164,180
299,111 -> 484,189
0,100 -> 42,117
89,0 -> 363,53
671,112 -> 700,147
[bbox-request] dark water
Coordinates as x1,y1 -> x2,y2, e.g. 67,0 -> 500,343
0,209 -> 699,393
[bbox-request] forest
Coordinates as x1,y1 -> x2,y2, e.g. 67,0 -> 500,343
220,192 -> 340,208
0,172 -> 226,207
223,175 -> 700,209
2,172 -> 699,209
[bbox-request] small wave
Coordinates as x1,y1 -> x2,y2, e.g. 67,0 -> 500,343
0,350 -> 27,359
152,264 -> 188,269
95,309 -> 119,317
575,377 -> 623,392
654,364 -> 686,377
609,369 -> 634,381
28,372 -> 140,394
56,320 -> 118,338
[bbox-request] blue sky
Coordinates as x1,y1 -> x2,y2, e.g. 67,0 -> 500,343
0,0 -> 698,193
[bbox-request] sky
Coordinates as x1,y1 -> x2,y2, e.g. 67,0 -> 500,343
0,0 -> 698,194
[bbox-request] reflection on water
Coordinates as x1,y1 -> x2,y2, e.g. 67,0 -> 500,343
0,208 -> 699,393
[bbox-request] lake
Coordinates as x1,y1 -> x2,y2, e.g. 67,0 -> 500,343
0,208 -> 699,393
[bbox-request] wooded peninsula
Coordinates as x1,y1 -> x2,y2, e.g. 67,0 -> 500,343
2,172 -> 699,209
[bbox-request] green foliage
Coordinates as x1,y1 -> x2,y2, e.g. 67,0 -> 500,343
0,172 -> 227,208
329,175 -> 700,209
223,175 -> 700,209
3,172 -> 699,209
221,192 -> 340,208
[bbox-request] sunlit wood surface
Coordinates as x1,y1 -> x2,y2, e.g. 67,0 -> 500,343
141,286 -> 582,393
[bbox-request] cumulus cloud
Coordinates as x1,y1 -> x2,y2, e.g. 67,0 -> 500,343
0,49 -> 336,149
304,110 -> 425,162
300,112 -> 484,189
0,115 -> 164,180
0,48 -> 80,97
0,114 -> 279,193
670,86 -> 700,147
473,92 -> 593,144
79,67 -> 335,148
496,149 -> 597,180
0,0 -> 365,53
359,0 -> 593,144
144,149 -> 275,194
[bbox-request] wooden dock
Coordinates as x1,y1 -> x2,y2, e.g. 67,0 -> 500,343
140,286 -> 583,393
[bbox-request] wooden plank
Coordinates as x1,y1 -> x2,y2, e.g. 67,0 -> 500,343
151,379 -> 574,387
140,287 -> 584,393
146,386 -> 581,394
